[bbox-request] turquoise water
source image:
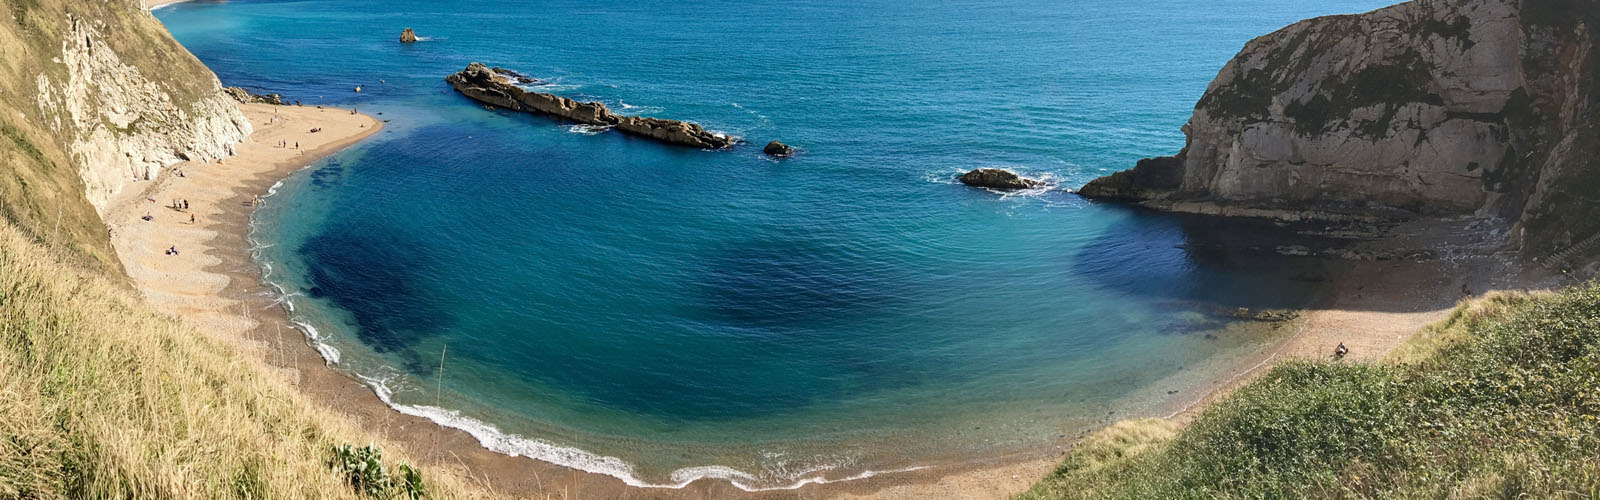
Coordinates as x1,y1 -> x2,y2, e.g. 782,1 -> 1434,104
160,0 -> 1392,490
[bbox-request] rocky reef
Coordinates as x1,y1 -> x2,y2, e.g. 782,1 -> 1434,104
1079,0 -> 1600,256
400,28 -> 417,43
446,62 -> 737,149
960,168 -> 1042,190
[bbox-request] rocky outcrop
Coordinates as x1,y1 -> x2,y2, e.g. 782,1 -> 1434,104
400,28 -> 417,43
959,168 -> 1042,190
763,141 -> 794,157
1,0 -> 252,270
1079,0 -> 1600,256
224,86 -> 284,105
34,14 -> 250,217
446,62 -> 737,149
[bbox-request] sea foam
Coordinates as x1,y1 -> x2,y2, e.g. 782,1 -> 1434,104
342,372 -> 927,491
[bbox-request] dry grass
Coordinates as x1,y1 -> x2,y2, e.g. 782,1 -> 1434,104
0,219 -> 503,499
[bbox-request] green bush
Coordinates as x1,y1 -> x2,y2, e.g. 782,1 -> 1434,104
331,444 -> 426,499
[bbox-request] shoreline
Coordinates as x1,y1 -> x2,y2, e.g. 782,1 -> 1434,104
102,102 -> 1062,499
101,103 -> 1535,499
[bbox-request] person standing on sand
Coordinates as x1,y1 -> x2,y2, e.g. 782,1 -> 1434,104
190,214 -> 195,224
1334,342 -> 1349,359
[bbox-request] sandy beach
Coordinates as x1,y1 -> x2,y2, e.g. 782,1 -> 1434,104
93,99 -> 1063,499
99,102 -> 1531,500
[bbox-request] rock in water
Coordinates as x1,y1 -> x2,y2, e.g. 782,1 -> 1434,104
763,141 -> 794,157
959,169 -> 1041,190
445,62 -> 738,149
400,28 -> 418,43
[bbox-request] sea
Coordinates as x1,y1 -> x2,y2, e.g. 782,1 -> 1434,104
156,0 -> 1396,490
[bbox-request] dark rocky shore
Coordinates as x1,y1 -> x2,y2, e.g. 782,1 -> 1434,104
446,62 -> 738,149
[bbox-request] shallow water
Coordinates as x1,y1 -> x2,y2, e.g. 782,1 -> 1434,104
161,0 -> 1393,489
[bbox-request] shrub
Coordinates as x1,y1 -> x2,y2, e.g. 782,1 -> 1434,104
332,444 -> 426,499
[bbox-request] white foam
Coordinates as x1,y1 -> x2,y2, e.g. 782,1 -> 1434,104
292,320 -> 340,365
567,124 -> 611,135
346,375 -> 929,491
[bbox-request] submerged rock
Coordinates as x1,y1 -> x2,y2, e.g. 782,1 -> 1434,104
446,62 -> 738,149
959,168 -> 1041,190
763,141 -> 794,157
400,28 -> 418,43
1230,308 -> 1299,323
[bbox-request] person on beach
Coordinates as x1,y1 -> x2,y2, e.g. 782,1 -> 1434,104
1334,342 -> 1349,359
1461,283 -> 1472,296
190,214 -> 195,224
183,200 -> 189,210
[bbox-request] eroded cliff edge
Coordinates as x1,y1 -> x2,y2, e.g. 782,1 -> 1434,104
2,0 -> 249,270
1079,0 -> 1598,257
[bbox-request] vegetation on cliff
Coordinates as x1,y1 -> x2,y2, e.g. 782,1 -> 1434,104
1019,286 -> 1600,499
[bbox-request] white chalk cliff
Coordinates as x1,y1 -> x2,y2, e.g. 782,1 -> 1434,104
1080,0 -> 1598,256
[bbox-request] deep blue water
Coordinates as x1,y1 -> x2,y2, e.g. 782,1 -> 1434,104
159,0 -> 1394,489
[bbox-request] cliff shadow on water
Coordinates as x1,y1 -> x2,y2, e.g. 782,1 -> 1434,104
1072,203 -> 1371,315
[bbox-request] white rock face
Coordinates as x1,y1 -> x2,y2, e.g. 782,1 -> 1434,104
1178,0 -> 1521,214
34,15 -> 250,217
1080,0 -> 1600,255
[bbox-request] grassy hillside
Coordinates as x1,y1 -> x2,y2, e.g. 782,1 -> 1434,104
0,219 -> 504,499
1018,287 -> 1600,499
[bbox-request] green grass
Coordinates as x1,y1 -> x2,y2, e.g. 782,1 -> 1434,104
1018,286 -> 1600,499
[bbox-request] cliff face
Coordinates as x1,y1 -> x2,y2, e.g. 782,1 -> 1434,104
1080,0 -> 1599,256
1,0 -> 248,269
